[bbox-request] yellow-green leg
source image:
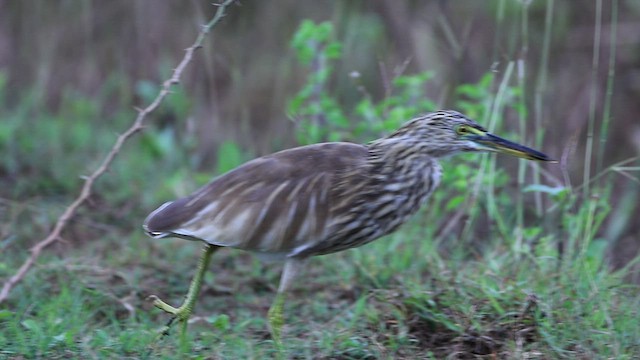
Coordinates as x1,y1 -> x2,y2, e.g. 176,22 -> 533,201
268,293 -> 286,347
149,244 -> 220,339
268,258 -> 305,354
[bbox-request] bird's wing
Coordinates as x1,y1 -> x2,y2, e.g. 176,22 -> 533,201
143,142 -> 369,255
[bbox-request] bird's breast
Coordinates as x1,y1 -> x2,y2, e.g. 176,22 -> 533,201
293,157 -> 442,256
370,158 -> 442,234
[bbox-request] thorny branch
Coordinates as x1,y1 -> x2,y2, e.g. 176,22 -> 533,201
0,0 -> 238,304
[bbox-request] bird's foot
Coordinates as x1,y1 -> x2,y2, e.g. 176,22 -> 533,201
149,295 -> 180,314
148,295 -> 193,337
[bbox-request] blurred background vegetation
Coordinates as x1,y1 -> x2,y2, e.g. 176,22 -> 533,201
1,0 -> 640,358
2,0 -> 638,270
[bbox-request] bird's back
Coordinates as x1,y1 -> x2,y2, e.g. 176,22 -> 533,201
144,142 -> 371,257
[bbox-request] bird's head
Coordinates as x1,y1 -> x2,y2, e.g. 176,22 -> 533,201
382,110 -> 556,162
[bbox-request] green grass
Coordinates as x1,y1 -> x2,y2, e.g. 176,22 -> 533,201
2,211 -> 639,359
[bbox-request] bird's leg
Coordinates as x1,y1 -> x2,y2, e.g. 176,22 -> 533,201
268,258 -> 305,352
149,244 -> 220,338
267,293 -> 286,346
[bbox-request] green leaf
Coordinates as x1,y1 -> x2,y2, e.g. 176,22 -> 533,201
206,314 -> 231,331
52,332 -> 68,345
456,84 -> 484,99
216,141 -> 245,174
522,184 -> 568,197
325,42 -> 342,59
446,195 -> 466,211
0,309 -> 13,320
523,226 -> 542,238
21,319 -> 41,332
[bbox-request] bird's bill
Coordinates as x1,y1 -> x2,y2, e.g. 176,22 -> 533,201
472,133 -> 556,162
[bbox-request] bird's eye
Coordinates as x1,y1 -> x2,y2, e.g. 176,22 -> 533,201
456,125 -> 469,135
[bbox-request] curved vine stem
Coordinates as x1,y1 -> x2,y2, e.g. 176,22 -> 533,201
0,0 -> 238,304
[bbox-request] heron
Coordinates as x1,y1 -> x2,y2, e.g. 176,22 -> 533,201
143,110 -> 555,344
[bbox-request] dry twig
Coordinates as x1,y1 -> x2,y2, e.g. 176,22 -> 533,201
0,0 -> 238,304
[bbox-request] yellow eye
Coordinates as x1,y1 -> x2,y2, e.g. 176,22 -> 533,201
456,125 -> 469,135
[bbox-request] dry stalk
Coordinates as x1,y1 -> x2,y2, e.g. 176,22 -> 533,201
0,0 -> 238,304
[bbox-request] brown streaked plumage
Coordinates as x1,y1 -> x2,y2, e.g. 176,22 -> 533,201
143,110 -> 555,344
